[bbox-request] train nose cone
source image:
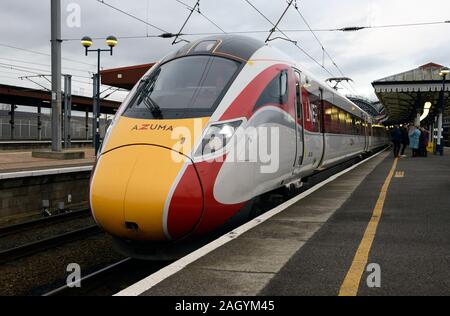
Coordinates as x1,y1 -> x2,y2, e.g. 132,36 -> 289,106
90,145 -> 203,241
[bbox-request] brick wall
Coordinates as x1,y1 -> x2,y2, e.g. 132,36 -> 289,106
0,171 -> 91,217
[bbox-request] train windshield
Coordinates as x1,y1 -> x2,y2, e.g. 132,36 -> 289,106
124,55 -> 241,119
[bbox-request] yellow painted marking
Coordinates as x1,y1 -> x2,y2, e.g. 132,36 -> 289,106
338,158 -> 398,296
394,171 -> 404,178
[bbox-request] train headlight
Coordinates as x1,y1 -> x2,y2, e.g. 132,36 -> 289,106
196,120 -> 243,156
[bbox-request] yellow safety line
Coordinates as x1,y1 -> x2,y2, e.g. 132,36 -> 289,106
338,158 -> 398,296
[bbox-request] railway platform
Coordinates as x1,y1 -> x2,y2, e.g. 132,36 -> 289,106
0,148 -> 94,174
0,140 -> 93,151
0,148 -> 94,225
117,149 -> 450,296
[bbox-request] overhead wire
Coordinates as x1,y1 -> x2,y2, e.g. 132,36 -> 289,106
172,0 -> 200,44
60,19 -> 450,41
243,0 -> 336,78
96,0 -> 168,33
175,0 -> 227,33
291,1 -> 359,95
0,64 -> 112,97
265,0 -> 294,43
0,57 -> 93,75
3,2 -> 449,98
95,0 -> 190,44
0,42 -> 96,67
0,62 -> 92,79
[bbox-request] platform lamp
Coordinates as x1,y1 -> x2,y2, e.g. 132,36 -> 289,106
437,67 -> 449,156
81,35 -> 118,154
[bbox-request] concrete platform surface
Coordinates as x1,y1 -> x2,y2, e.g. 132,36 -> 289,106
132,151 -> 385,296
31,149 -> 85,160
128,151 -> 450,296
261,152 -> 450,296
0,148 -> 95,173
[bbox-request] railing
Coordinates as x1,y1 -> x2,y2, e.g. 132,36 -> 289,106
0,117 -> 106,141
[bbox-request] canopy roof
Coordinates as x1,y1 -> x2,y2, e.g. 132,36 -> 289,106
0,83 -> 121,114
372,62 -> 450,125
101,63 -> 154,90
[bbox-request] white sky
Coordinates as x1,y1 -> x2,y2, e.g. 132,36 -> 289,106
1,0 -> 450,102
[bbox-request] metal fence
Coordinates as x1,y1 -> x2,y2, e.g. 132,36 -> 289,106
0,114 -> 105,140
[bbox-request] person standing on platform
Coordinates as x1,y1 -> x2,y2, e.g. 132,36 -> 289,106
409,125 -> 421,157
400,126 -> 410,157
419,127 -> 429,157
391,125 -> 402,158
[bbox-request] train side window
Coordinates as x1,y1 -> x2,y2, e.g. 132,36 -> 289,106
331,106 -> 339,133
280,71 -> 288,98
346,113 -> 352,135
280,71 -> 289,104
294,70 -> 303,122
255,70 -> 288,108
355,118 -> 361,135
324,103 -> 332,133
339,109 -> 346,134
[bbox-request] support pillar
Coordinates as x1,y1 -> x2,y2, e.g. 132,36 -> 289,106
51,0 -> 62,152
92,73 -> 100,152
63,75 -> 72,149
415,113 -> 421,126
37,103 -> 42,141
437,112 -> 443,155
414,91 -> 422,126
9,104 -> 15,140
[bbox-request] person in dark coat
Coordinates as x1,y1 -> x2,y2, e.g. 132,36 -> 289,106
391,125 -> 402,158
400,126 -> 410,157
419,127 -> 429,157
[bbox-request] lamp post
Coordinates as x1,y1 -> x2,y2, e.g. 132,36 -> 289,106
81,35 -> 118,154
437,67 -> 449,156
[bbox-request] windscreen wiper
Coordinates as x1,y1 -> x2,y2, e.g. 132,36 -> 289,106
135,74 -> 164,119
143,95 -> 163,119
135,78 -> 150,106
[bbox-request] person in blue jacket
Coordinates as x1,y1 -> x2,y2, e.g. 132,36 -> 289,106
408,125 -> 421,157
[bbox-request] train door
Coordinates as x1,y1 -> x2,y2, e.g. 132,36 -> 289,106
293,69 -> 304,167
364,115 -> 369,152
301,78 -> 324,169
318,88 -> 326,167
316,88 -> 326,168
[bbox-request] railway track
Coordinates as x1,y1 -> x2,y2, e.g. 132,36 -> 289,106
0,208 -> 91,238
43,258 -> 132,296
43,258 -> 171,296
0,224 -> 102,264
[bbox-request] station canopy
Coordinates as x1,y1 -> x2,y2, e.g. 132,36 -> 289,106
0,83 -> 121,114
372,62 -> 450,125
101,63 -> 154,90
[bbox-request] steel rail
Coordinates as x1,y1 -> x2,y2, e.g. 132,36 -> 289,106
0,224 -> 101,264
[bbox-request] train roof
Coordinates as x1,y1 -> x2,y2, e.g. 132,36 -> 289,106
160,35 -> 372,120
161,35 -> 265,64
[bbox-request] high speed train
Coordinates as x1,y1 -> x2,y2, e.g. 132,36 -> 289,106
89,35 -> 388,257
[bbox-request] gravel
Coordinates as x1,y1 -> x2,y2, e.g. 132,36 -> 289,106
0,233 -> 126,296
0,216 -> 96,251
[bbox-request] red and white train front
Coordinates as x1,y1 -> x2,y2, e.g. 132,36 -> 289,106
89,35 -> 387,253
